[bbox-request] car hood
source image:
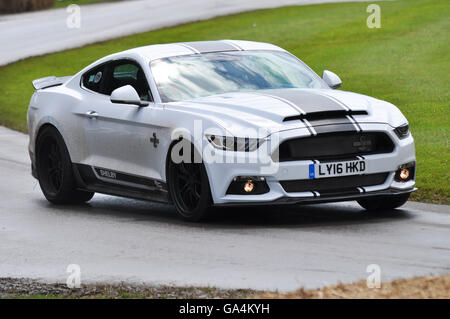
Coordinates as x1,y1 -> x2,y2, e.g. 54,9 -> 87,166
166,88 -> 407,137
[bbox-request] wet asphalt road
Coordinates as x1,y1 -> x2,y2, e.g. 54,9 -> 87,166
0,126 -> 449,291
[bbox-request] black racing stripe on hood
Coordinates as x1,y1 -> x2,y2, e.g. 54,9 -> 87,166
181,41 -> 238,53
264,90 -> 348,114
260,90 -> 363,133
300,117 -> 359,135
313,123 -> 357,135
308,117 -> 354,127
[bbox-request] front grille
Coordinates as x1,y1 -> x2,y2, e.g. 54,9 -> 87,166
280,173 -> 389,193
274,132 -> 394,162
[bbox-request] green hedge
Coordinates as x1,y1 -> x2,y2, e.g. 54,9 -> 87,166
0,0 -> 55,13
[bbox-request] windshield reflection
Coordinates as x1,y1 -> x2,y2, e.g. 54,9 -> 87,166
150,51 -> 325,102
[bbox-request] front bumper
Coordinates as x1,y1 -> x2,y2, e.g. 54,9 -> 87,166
204,123 -> 416,205
215,187 -> 417,206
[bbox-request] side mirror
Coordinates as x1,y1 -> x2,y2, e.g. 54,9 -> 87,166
322,70 -> 342,89
110,85 -> 149,107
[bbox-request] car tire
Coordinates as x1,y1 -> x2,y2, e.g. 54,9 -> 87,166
167,142 -> 212,222
357,193 -> 410,211
36,126 -> 94,205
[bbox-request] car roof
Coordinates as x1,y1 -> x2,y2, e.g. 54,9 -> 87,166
122,40 -> 286,61
68,40 -> 288,88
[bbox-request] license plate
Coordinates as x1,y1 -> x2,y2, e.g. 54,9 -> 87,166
309,160 -> 367,179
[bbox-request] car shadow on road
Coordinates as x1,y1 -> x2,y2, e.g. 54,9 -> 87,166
35,194 -> 414,230
208,204 -> 412,229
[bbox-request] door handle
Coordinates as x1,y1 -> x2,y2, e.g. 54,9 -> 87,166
86,110 -> 98,119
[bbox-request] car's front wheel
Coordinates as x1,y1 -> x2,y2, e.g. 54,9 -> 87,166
167,144 -> 212,221
36,126 -> 94,204
357,193 -> 410,211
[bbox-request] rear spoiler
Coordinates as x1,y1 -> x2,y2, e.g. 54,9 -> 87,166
32,76 -> 72,90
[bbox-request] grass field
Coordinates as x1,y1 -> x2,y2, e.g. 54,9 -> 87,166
0,0 -> 448,203
53,0 -> 121,8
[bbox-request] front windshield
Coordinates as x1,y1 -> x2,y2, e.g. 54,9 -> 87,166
150,51 -> 326,102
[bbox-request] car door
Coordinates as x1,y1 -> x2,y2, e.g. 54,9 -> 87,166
81,59 -> 164,183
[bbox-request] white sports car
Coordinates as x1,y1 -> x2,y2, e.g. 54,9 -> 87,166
27,40 -> 416,221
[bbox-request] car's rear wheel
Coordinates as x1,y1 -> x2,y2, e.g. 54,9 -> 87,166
36,126 -> 94,204
167,143 -> 212,222
357,193 -> 410,211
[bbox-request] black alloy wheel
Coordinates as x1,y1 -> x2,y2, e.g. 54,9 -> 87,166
36,126 -> 94,204
43,138 -> 63,194
168,142 -> 212,221
174,161 -> 203,211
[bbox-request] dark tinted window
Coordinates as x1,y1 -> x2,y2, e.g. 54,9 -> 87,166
82,64 -> 106,94
104,61 -> 152,101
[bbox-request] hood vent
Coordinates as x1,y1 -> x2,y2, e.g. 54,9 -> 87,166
283,110 -> 368,122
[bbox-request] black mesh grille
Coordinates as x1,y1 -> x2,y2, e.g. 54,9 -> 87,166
280,173 -> 389,193
274,132 -> 394,162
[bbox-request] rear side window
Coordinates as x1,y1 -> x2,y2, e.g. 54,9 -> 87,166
82,64 -> 106,94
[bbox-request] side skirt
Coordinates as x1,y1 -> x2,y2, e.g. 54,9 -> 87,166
73,164 -> 170,204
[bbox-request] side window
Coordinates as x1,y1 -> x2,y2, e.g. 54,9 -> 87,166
82,64 -> 107,94
104,61 -> 152,102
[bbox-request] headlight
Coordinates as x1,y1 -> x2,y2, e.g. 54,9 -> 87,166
206,135 -> 263,152
394,124 -> 410,139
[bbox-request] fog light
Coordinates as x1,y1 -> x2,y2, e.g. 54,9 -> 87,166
243,180 -> 255,193
399,168 -> 410,181
226,177 -> 270,195
394,162 -> 415,183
